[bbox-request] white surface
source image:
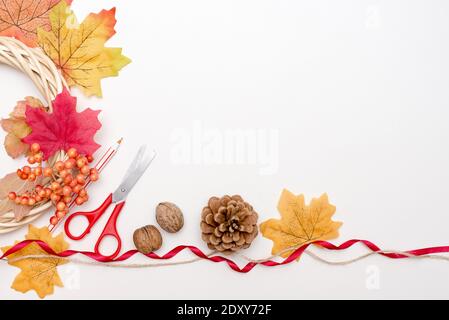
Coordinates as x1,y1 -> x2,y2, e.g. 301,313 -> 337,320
1,0 -> 449,299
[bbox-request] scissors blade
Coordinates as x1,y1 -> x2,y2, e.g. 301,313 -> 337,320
112,146 -> 156,203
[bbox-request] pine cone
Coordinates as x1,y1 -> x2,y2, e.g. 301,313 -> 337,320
201,195 -> 258,253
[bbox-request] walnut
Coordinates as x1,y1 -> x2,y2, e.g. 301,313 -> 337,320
156,202 -> 184,233
133,225 -> 162,254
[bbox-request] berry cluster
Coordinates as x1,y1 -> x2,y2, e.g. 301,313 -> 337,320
7,143 -> 100,226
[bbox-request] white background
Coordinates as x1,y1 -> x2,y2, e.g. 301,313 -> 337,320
1,0 -> 449,299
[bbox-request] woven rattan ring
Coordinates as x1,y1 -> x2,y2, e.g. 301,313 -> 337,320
0,36 -> 67,234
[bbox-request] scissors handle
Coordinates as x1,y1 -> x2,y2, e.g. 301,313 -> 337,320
64,194 -> 113,240
94,201 -> 125,260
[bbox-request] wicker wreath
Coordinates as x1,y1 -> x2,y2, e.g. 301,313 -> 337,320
0,36 -> 67,234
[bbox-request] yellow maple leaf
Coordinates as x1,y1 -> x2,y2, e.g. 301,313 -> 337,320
37,1 -> 131,97
2,225 -> 69,299
260,189 -> 342,257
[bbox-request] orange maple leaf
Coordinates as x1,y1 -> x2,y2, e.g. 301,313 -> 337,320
260,189 -> 342,257
0,0 -> 72,47
38,1 -> 131,97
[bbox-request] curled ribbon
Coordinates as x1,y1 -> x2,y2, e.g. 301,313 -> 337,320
2,239 -> 449,273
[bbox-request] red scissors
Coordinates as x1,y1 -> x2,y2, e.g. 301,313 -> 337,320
64,146 -> 156,259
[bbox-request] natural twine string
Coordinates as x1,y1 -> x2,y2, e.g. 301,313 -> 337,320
3,244 -> 449,268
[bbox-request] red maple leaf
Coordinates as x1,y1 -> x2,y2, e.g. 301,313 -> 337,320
23,89 -> 102,160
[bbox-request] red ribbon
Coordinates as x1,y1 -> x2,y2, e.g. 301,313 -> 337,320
2,239 -> 449,273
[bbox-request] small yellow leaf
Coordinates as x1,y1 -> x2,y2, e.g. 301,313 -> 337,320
37,2 -> 131,97
260,189 -> 342,257
1,225 -> 69,299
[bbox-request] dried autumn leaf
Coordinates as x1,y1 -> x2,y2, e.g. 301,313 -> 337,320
4,134 -> 29,158
38,1 -> 131,97
0,0 -> 72,47
0,173 -> 33,206
1,225 -> 69,299
23,89 -> 102,160
260,189 -> 342,257
0,172 -> 45,220
10,96 -> 45,118
1,97 -> 45,158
